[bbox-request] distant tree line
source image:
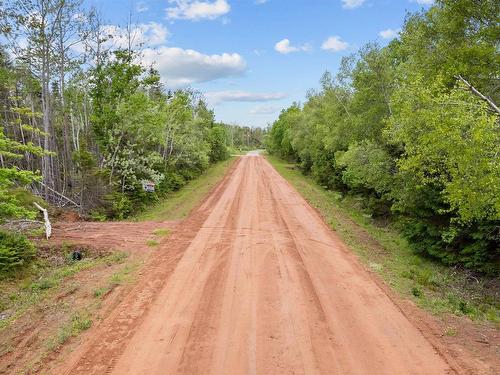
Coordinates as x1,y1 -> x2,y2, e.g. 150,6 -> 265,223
267,0 -> 499,273
222,124 -> 265,151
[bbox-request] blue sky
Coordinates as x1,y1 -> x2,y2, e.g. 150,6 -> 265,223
84,0 -> 433,127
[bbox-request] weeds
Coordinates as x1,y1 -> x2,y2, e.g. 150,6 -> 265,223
93,262 -> 138,300
0,249 -> 129,330
445,326 -> 457,336
152,228 -> 170,237
46,310 -> 92,351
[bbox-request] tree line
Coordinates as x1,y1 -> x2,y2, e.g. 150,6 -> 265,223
267,0 -> 499,273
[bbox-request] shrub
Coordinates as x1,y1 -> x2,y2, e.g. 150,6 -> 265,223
0,230 -> 36,276
102,192 -> 132,220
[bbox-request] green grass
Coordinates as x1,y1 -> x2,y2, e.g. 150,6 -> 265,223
93,261 -> 138,299
146,239 -> 159,247
132,157 -> 236,222
0,250 -> 129,330
266,154 -> 499,324
152,228 -> 170,237
46,310 -> 92,351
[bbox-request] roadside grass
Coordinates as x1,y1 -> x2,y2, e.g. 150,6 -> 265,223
146,239 -> 159,247
0,248 -> 129,330
10,253 -> 141,373
46,309 -> 93,351
17,259 -> 141,373
132,157 -> 236,221
266,154 -> 499,325
93,261 -> 139,299
152,228 -> 170,237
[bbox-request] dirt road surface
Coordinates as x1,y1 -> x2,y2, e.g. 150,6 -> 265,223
56,155 -> 456,374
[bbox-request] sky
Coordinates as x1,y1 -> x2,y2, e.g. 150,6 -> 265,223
82,0 -> 434,128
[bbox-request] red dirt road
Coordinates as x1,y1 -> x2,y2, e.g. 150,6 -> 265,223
57,155 -> 455,374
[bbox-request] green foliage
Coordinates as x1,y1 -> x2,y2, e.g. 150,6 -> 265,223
267,0 -> 500,273
266,104 -> 300,159
84,51 -> 236,219
387,77 -> 499,224
336,141 -> 394,196
0,127 -> 44,222
102,192 -> 133,220
208,125 -> 229,163
0,230 -> 36,276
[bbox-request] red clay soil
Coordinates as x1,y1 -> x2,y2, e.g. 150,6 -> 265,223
49,155 -> 497,375
50,221 -> 179,254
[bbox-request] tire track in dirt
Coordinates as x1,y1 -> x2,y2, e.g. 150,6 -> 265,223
54,155 -> 461,374
53,158 -> 242,374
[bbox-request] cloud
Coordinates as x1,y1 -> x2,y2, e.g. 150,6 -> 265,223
204,91 -> 288,105
250,105 -> 279,115
101,22 -> 169,49
321,36 -> 348,52
71,22 -> 169,54
341,0 -> 365,9
136,2 -> 149,12
255,0 -> 268,4
166,0 -> 230,21
274,39 -> 310,54
379,28 -> 400,39
141,47 -> 246,87
413,0 -> 433,4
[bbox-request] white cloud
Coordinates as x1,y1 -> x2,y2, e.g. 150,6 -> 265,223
71,22 -> 169,55
321,36 -> 348,52
204,91 -> 288,105
166,0 -> 230,21
414,0 -> 433,4
274,39 -> 310,54
379,28 -> 400,39
142,47 -> 246,87
136,2 -> 149,12
341,0 -> 365,9
102,22 -> 169,49
250,105 -> 279,115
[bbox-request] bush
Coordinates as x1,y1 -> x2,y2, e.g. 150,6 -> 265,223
101,192 -> 133,220
208,125 -> 230,163
0,230 -> 36,276
160,171 -> 186,192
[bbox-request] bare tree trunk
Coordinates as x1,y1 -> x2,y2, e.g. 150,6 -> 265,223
41,43 -> 52,200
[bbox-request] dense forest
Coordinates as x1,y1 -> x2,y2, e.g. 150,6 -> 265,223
267,0 -> 499,273
0,0 -> 263,274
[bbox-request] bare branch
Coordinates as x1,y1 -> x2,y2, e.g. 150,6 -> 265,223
456,75 -> 500,115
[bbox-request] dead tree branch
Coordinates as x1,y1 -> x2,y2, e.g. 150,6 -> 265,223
456,75 -> 500,115
34,202 -> 52,239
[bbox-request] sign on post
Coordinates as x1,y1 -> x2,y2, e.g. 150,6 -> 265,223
142,181 -> 156,193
